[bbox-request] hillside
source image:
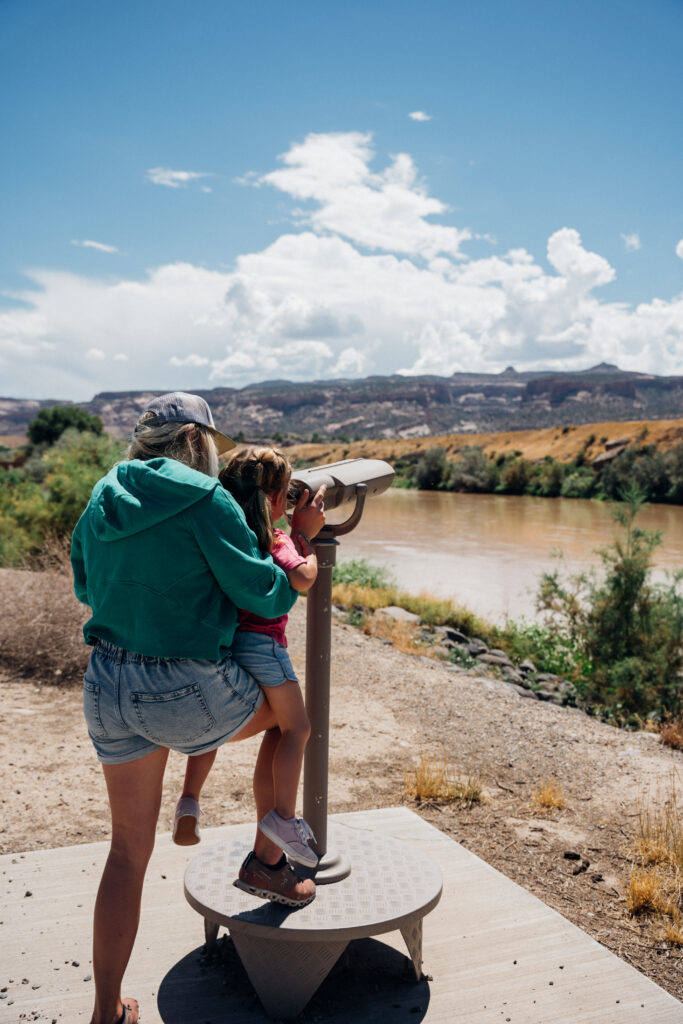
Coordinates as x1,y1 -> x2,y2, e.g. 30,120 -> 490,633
2,364 -> 683,443
286,418 -> 683,469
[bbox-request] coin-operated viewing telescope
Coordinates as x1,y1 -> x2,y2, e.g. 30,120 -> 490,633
287,457 -> 394,880
288,458 -> 394,535
288,458 -> 395,510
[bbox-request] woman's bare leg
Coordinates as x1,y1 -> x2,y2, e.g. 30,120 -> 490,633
91,747 -> 168,1024
180,749 -> 216,801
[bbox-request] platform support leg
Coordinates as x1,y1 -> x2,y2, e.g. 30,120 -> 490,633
400,915 -> 424,980
204,918 -> 219,955
229,927 -> 348,1019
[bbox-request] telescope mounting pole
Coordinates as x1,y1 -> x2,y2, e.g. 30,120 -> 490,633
302,484 -> 366,883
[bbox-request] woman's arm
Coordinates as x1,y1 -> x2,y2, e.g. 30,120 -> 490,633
190,488 -> 297,620
70,516 -> 89,604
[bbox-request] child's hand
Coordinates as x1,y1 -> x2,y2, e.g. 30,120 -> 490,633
290,485 -> 326,540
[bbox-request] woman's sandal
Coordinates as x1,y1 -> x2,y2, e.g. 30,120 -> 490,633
89,998 -> 139,1024
116,1000 -> 139,1024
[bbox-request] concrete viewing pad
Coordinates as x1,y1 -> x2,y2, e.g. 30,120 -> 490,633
2,806 -> 682,1023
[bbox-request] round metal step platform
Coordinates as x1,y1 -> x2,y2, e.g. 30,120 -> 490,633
184,821 -> 442,1018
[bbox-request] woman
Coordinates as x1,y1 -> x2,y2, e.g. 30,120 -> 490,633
71,392 -> 325,1024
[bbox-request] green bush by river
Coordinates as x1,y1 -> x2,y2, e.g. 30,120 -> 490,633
394,440 -> 683,504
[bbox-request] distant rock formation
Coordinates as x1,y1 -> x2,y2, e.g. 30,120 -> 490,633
2,365 -> 682,441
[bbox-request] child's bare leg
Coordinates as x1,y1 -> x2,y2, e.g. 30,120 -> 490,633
262,681 -> 310,819
181,750 -> 217,801
252,727 -> 286,863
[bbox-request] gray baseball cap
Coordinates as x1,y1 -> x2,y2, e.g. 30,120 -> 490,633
142,392 -> 235,454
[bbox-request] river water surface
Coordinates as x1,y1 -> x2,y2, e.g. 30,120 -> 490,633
330,490 -> 683,623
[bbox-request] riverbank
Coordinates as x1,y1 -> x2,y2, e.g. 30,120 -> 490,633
2,598 -> 682,999
287,416 -> 683,506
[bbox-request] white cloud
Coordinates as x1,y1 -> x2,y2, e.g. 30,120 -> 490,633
170,353 -> 210,367
146,167 -> 211,188
676,239 -> 683,260
3,131 -> 683,399
210,340 -> 333,383
332,346 -> 368,377
408,111 -> 432,122
72,239 -> 120,254
621,232 -> 641,252
254,132 -> 471,259
546,228 -> 615,287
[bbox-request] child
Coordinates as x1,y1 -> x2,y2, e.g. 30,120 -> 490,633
173,446 -> 325,876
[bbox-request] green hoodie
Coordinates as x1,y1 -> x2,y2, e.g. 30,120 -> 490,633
71,457 -> 297,660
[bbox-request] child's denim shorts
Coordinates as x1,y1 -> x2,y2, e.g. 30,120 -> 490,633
83,640 -> 265,765
231,630 -> 298,688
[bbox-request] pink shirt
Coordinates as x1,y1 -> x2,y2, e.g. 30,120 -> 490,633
237,529 -> 306,647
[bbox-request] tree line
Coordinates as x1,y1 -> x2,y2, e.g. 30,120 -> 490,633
396,440 -> 683,503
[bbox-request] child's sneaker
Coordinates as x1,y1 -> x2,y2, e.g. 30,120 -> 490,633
258,810 -> 318,867
173,796 -> 202,846
234,851 -> 316,907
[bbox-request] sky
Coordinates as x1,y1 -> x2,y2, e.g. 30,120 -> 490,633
1,0 -> 682,401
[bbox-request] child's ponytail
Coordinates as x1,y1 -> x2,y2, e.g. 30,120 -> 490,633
219,446 -> 291,552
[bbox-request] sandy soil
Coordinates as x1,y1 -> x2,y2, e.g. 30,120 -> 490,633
1,601 -> 682,1000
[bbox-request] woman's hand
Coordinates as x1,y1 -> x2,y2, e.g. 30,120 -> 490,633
290,484 -> 326,541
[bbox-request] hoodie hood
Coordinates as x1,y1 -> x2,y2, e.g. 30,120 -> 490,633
87,458 -> 220,541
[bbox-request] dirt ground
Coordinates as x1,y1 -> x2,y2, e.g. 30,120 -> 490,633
1,601 -> 682,1001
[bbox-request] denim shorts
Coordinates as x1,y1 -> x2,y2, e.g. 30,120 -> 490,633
83,640 -> 264,765
231,630 -> 298,688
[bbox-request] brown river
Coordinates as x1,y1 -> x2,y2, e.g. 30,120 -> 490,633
329,490 -> 683,623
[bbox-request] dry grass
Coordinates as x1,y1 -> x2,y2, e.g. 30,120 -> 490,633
635,774 -> 683,872
333,582 -> 399,612
664,915 -> 683,946
623,774 -> 683,934
531,777 -> 566,811
289,418 -> 683,471
363,614 -> 428,657
0,564 -> 89,684
625,866 -> 667,915
332,580 -> 494,639
404,755 -> 483,808
660,716 -> 683,751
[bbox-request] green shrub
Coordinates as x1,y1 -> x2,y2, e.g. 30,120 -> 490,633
498,456 -> 533,494
446,446 -> 499,492
0,430 -> 124,566
333,559 -> 393,589
597,443 -> 683,504
561,466 -> 598,498
536,491 -> 683,720
413,447 -> 448,490
27,405 -> 103,446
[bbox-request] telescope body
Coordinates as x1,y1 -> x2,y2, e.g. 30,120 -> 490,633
289,458 -> 394,512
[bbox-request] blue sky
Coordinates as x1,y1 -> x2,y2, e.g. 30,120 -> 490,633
1,0 -> 682,399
